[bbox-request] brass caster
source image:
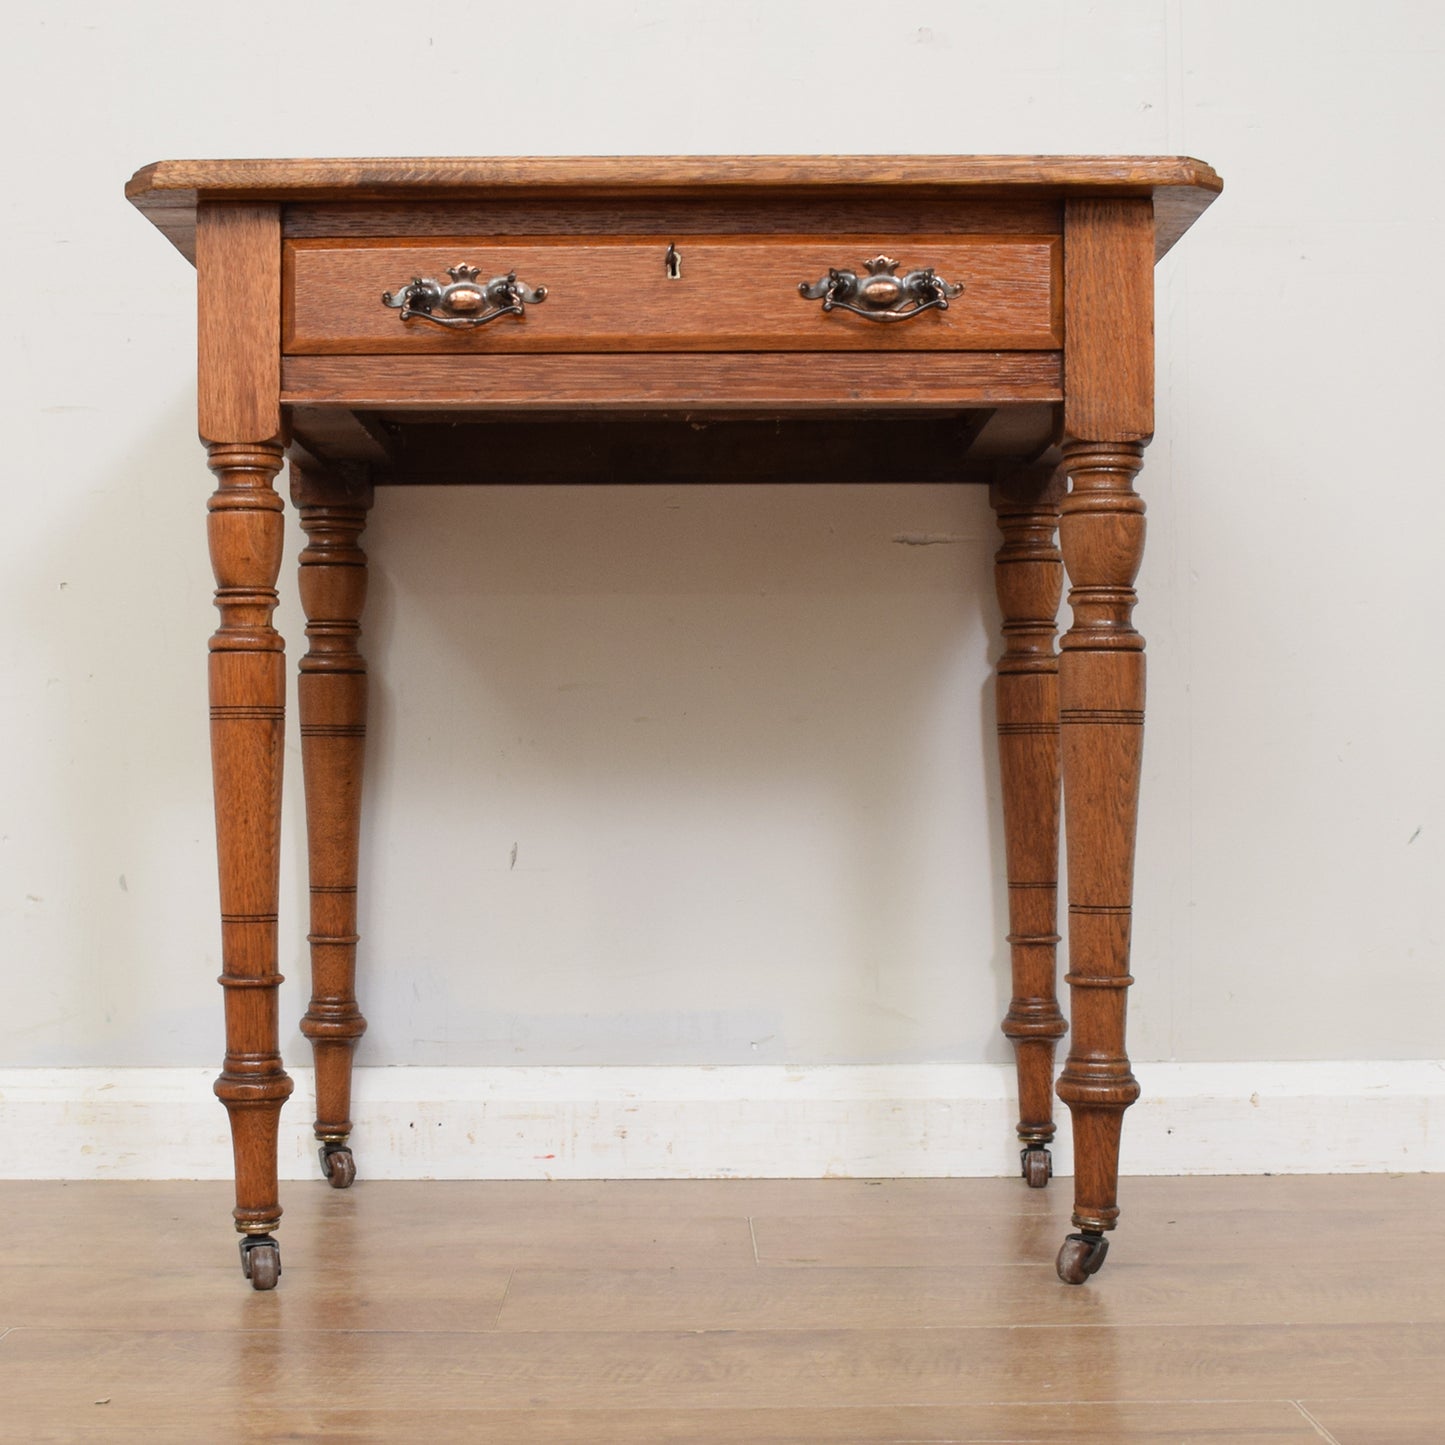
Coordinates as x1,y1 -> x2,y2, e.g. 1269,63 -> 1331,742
239,1234 -> 282,1291
1056,1231 -> 1109,1285
1021,1146 -> 1052,1188
319,1143 -> 356,1189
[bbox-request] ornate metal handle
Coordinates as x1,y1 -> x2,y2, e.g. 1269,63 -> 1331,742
381,264 -> 547,327
798,254 -> 962,322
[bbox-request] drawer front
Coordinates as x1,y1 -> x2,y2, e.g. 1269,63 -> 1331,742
284,236 -> 1060,354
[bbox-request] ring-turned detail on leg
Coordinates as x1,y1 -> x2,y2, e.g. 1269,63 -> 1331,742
990,467 -> 1066,1189
292,462 -> 374,1191
207,441 -> 295,1289
1054,439 -> 1147,1283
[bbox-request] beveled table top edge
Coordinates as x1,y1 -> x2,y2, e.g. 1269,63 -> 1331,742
127,153 -> 1222,201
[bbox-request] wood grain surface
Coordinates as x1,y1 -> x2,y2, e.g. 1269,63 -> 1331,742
126,154 -> 1222,263
283,236 -> 1060,354
135,152 -> 1225,1305
991,469 -> 1067,1164
1,1176 -> 1438,1442
291,464 -> 373,1154
204,442 -> 292,1238
287,415 -> 1001,488
196,204 -> 281,444
283,196 -> 1065,242
280,352 -> 1063,412
1063,198 -> 1155,443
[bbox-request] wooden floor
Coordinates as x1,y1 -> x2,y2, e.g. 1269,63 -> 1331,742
3,1175 -> 1442,1443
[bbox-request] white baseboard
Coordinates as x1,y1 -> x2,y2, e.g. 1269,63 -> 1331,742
1,1061 -> 1441,1180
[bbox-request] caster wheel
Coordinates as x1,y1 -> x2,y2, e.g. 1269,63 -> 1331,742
1021,1147 -> 1052,1188
319,1143 -> 356,1189
239,1235 -> 282,1291
1056,1231 -> 1109,1285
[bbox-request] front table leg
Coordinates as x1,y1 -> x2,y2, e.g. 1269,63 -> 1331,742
206,441 -> 293,1291
1054,440 -> 1146,1285
292,462 -> 374,1190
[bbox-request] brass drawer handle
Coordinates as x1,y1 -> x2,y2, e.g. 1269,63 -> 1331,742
382,264 -> 547,327
799,254 -> 962,322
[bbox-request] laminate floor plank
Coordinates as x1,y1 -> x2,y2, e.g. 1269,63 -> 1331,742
11,1256 -> 1442,1336
749,1206 -> 1439,1268
5,1177 -> 1443,1441
3,1323 -> 1443,1411
1095,1172 -> 1444,1212
7,1179 -> 758,1271
1299,1398 -> 1444,1443
4,1261 -> 1435,1339
494,1259 -> 1445,1331
0,1262 -> 515,1334
0,1401 -> 1328,1444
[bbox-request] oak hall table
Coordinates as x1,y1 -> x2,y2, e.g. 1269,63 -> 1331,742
125,156 -> 1221,1290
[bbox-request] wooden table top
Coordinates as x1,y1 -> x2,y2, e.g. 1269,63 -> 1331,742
126,155 -> 1223,261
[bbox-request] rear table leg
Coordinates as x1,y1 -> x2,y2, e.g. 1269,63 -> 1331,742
292,462 -> 374,1189
990,467 -> 1067,1188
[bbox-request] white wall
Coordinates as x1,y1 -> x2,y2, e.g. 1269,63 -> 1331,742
3,2 -> 1442,1110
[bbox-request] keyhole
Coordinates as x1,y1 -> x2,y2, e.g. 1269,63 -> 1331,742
665,243 -> 682,280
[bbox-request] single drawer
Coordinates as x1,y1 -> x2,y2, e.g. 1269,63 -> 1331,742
283,235 -> 1061,354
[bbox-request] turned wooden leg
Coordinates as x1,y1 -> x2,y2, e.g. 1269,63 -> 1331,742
207,442 -> 294,1287
292,462 -> 373,1191
990,467 -> 1066,1189
1053,440 -> 1147,1284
